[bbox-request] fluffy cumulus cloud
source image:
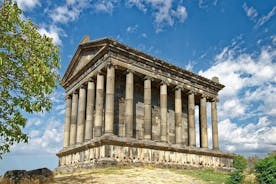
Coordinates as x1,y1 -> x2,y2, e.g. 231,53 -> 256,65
126,0 -> 188,31
14,0 -> 40,11
49,0 -> 89,24
49,0 -> 118,24
11,117 -> 63,155
199,41 -> 276,156
219,117 -> 276,156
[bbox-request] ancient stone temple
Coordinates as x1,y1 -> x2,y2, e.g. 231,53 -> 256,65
56,36 -> 233,172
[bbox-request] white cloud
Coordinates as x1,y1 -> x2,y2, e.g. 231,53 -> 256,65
172,5 -> 187,23
15,0 -> 40,11
199,40 -> 276,156
38,25 -> 64,45
242,3 -> 258,20
126,24 -> 138,33
219,117 -> 276,156
93,0 -> 117,13
198,0 -> 217,9
126,0 -> 188,32
49,1 -> 89,24
12,118 -> 63,155
257,6 -> 276,27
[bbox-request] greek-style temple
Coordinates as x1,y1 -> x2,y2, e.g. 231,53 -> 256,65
56,36 -> 233,172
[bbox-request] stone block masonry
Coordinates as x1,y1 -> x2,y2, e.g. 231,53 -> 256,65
57,36 -> 233,172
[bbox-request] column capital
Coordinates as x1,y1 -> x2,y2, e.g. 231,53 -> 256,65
126,68 -> 135,74
174,85 -> 183,91
200,94 -> 208,99
64,95 -> 72,100
160,79 -> 169,86
96,70 -> 104,76
144,75 -> 153,81
106,61 -> 118,69
187,90 -> 196,95
88,77 -> 95,82
80,84 -> 86,89
211,97 -> 219,102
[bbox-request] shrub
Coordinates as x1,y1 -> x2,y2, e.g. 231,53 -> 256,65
226,155 -> 247,184
233,155 -> 247,171
255,153 -> 276,184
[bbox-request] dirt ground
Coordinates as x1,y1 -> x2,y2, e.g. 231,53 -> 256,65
51,167 -> 206,184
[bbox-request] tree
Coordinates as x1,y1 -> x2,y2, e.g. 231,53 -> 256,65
0,0 -> 60,158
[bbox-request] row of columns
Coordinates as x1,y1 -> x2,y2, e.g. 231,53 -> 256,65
63,65 -> 219,150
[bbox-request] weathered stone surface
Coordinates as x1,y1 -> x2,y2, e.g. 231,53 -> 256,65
56,135 -> 233,174
1,168 -> 53,184
57,37 -> 231,173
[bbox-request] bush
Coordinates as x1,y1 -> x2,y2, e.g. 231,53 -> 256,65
255,153 -> 276,184
233,155 -> 247,171
227,155 -> 247,184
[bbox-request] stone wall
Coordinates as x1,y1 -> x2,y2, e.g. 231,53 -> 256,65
57,143 -> 233,173
56,135 -> 233,173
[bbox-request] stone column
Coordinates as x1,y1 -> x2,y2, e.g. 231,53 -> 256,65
211,99 -> 219,150
175,87 -> 182,145
85,80 -> 95,140
105,64 -> 115,134
94,73 -> 104,137
144,77 -> 152,140
160,82 -> 167,142
199,95 -> 208,148
188,92 -> 196,147
77,86 -> 86,144
125,70 -> 134,138
63,95 -> 72,147
70,91 -> 78,145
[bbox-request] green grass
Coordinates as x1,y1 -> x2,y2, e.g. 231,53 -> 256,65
171,168 -> 230,184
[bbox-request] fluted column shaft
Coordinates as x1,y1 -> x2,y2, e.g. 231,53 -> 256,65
70,92 -> 78,145
211,100 -> 219,150
144,77 -> 152,140
94,73 -> 104,137
85,81 -> 95,140
188,92 -> 196,147
63,96 -> 72,147
160,83 -> 167,142
175,88 -> 182,145
105,65 -> 115,134
125,71 -> 134,138
77,86 -> 86,144
200,96 -> 208,148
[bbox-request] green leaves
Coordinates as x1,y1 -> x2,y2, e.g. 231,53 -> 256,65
226,155 -> 247,184
0,0 -> 60,158
255,154 -> 276,184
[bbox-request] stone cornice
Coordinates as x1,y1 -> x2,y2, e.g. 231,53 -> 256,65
62,37 -> 225,94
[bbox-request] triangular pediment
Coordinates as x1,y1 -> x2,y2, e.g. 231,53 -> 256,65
72,48 -> 99,76
62,43 -> 107,86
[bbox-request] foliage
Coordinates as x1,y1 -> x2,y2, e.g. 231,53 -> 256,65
255,153 -> 276,184
0,0 -> 60,158
233,155 -> 248,171
227,155 -> 248,184
227,170 -> 244,184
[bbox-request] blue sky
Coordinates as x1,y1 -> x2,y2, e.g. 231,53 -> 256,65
0,0 -> 275,174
